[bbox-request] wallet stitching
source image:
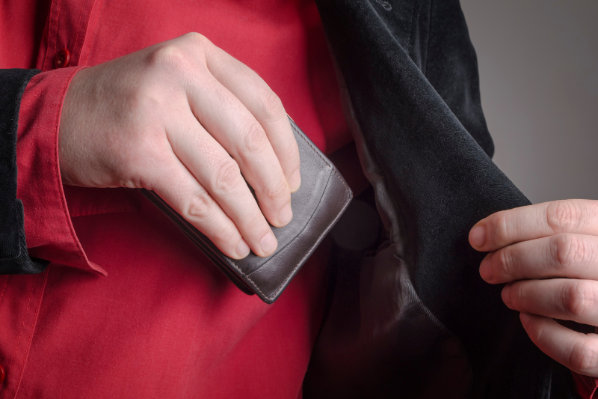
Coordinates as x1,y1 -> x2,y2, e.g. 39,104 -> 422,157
226,125 -> 353,300
228,172 -> 352,301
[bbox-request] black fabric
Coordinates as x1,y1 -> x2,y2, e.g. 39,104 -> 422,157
0,68 -> 49,274
305,0 -> 575,398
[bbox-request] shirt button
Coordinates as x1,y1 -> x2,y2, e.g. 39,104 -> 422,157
54,48 -> 71,69
0,364 -> 5,385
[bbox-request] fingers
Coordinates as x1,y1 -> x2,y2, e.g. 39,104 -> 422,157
112,33 -> 293,257
502,279 -> 598,326
470,200 -> 598,252
186,74 -> 293,229
166,117 -> 277,257
204,44 -> 301,192
480,233 -> 598,284
148,151 -> 251,260
520,313 -> 598,377
472,198 -> 598,377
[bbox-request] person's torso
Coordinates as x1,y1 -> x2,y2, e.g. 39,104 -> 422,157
0,1 -> 355,397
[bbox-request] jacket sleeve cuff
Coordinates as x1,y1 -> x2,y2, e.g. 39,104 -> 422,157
572,371 -> 598,399
17,67 -> 106,275
0,69 -> 48,274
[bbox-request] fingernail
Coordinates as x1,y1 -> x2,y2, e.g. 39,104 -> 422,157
278,203 -> 293,226
479,254 -> 494,282
501,284 -> 512,308
470,225 -> 486,249
260,232 -> 277,256
289,169 -> 301,192
235,240 -> 250,259
520,312 -> 531,325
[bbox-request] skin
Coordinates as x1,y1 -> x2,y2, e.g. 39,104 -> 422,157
470,199 -> 598,377
58,33 -> 301,260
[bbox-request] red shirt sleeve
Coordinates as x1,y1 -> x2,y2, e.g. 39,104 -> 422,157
16,66 -> 105,275
573,371 -> 598,399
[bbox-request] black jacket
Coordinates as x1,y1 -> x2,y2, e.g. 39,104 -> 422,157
0,0 -> 577,397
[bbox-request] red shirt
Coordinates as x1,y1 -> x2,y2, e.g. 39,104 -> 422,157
0,0 -> 594,397
0,0 -> 352,397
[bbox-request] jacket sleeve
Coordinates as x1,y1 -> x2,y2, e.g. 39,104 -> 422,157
2,67 -> 103,275
0,69 -> 48,274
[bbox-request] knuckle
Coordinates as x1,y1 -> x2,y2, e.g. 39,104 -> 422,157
511,283 -> 527,308
259,91 -> 285,122
210,224 -> 237,247
183,32 -> 208,46
186,191 -> 215,220
547,200 -> 581,234
213,160 -> 242,194
492,212 -> 512,245
181,32 -> 212,60
569,342 -> 598,374
496,248 -> 516,278
241,121 -> 269,156
280,139 -> 300,168
561,281 -> 596,318
528,315 -> 546,343
261,177 -> 289,203
149,43 -> 191,72
551,234 -> 586,270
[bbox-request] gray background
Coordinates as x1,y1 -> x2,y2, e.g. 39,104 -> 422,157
460,0 -> 598,204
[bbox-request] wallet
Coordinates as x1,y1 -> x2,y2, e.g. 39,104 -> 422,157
141,118 -> 353,304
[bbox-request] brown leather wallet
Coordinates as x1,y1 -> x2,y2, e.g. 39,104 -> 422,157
141,118 -> 353,304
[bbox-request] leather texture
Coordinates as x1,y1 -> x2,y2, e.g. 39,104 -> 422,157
142,117 -> 352,304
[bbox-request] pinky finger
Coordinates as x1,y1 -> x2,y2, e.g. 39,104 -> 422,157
149,158 -> 250,260
520,312 -> 598,377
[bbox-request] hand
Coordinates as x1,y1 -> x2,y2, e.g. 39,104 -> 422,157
469,200 -> 598,377
59,33 -> 301,260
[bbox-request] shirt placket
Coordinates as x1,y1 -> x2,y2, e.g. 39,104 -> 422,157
37,0 -> 100,72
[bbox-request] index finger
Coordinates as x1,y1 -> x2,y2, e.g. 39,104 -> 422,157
469,200 -> 598,252
204,43 -> 301,192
